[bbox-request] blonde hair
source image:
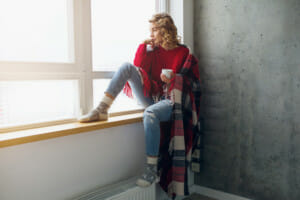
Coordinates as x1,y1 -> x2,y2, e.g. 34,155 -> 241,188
147,13 -> 181,49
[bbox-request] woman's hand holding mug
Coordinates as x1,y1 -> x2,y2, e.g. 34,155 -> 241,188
161,69 -> 174,84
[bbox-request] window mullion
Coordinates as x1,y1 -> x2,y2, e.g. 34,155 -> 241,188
92,71 -> 114,79
156,0 -> 169,13
75,0 -> 93,115
169,0 -> 194,53
0,72 -> 80,81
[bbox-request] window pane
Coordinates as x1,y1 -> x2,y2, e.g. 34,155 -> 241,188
0,0 -> 73,62
0,80 -> 78,128
93,79 -> 143,113
91,0 -> 155,71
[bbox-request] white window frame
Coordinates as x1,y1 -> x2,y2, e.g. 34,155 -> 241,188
0,0 -> 167,130
157,0 -> 194,52
0,0 -> 194,131
168,0 -> 194,53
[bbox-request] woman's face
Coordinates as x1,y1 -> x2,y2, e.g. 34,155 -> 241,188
150,23 -> 162,46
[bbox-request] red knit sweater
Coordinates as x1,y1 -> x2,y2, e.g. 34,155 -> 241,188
123,43 -> 189,98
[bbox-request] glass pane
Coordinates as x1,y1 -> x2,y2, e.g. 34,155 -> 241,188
93,79 -> 143,113
0,0 -> 73,62
0,80 -> 78,128
91,0 -> 155,71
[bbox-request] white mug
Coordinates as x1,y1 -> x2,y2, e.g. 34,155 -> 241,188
162,69 -> 173,79
146,44 -> 154,52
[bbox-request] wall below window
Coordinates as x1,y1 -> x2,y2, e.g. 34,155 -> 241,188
194,0 -> 300,200
0,123 -> 145,200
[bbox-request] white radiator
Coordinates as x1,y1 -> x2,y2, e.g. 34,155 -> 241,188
73,177 -> 156,200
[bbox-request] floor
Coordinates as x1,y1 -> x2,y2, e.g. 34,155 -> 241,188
183,193 -> 218,200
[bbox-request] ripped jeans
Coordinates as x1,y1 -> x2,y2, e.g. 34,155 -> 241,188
105,62 -> 173,156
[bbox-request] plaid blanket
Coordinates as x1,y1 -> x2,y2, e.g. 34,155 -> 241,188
158,54 -> 202,199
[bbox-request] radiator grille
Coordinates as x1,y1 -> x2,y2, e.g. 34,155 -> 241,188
73,177 -> 156,200
108,185 -> 155,200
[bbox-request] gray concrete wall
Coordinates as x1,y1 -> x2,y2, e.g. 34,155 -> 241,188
194,1 -> 300,200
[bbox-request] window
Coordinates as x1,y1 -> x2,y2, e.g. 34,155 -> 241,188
91,0 -> 155,113
0,0 -> 74,63
0,80 -> 78,127
91,0 -> 155,71
0,0 -> 164,129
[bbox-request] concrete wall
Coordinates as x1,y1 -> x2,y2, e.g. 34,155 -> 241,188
194,1 -> 300,200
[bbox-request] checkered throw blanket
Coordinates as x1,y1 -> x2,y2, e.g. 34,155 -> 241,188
158,54 -> 202,199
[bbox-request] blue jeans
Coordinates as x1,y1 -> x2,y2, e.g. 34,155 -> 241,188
105,62 -> 173,156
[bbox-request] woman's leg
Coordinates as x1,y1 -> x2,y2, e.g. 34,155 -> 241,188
105,62 -> 153,107
143,99 -> 173,156
136,99 -> 173,187
79,62 -> 153,122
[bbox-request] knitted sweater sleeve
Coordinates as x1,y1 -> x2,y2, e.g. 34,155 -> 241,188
133,43 -> 147,67
133,43 -> 153,74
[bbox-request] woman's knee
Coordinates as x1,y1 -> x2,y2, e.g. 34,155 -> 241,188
144,100 -> 173,123
119,62 -> 135,75
143,107 -> 158,125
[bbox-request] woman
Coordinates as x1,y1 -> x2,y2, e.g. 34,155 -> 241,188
79,13 -> 189,187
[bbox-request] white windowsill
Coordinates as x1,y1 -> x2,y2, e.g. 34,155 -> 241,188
0,112 -> 143,148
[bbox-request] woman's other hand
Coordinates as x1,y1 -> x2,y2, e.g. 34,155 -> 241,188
144,39 -> 155,47
144,39 -> 156,52
160,71 -> 174,84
